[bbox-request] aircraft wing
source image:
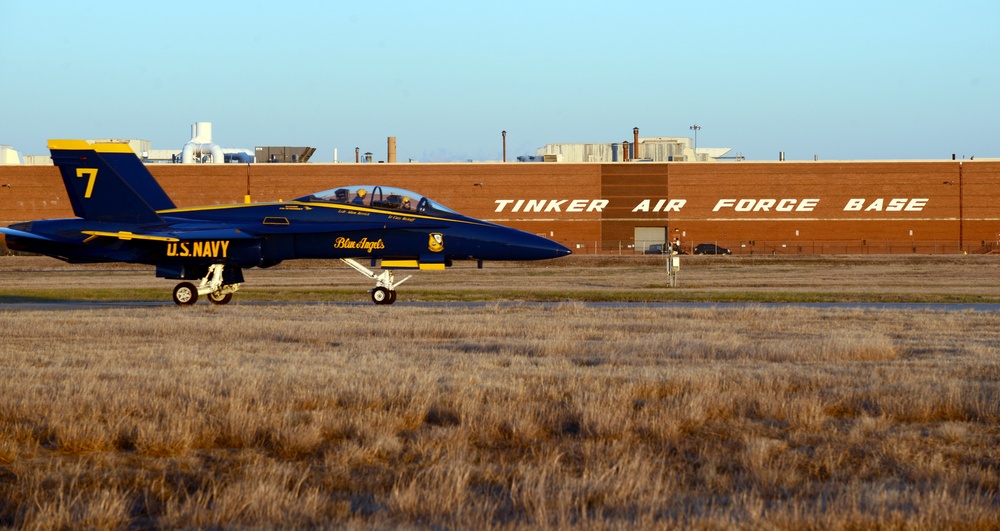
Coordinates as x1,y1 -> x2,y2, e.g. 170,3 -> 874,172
80,228 -> 258,243
161,228 -> 259,241
81,230 -> 180,242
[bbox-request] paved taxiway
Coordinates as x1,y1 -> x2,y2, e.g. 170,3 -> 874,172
2,301 -> 998,312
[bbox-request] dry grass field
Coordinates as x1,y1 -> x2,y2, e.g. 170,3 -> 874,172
3,253 -> 1000,304
1,255 -> 999,528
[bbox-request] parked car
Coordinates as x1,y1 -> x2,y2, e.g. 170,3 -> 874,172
693,243 -> 731,255
644,243 -> 685,255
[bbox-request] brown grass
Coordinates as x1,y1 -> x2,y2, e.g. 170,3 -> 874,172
0,294 -> 998,528
4,254 -> 1000,303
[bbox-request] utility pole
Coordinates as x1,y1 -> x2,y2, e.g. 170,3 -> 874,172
689,124 -> 701,160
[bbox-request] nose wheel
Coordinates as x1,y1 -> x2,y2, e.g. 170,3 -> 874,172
342,258 -> 409,305
371,287 -> 398,305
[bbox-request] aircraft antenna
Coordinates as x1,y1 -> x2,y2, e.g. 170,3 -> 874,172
245,163 -> 251,204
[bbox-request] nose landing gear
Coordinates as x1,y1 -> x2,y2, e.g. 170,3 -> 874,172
371,286 -> 397,305
341,258 -> 409,305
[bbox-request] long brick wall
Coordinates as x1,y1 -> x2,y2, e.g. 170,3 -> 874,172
1,160 -> 998,254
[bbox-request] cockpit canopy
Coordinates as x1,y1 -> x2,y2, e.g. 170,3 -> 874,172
296,185 -> 458,216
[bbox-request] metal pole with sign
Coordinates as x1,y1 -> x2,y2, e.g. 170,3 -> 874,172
667,252 -> 680,287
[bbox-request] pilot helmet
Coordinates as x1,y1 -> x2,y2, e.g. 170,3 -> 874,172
357,189 -> 367,197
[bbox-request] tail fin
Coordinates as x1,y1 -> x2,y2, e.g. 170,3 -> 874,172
48,139 -> 176,223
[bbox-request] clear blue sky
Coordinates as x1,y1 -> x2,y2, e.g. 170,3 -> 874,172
2,0 -> 997,162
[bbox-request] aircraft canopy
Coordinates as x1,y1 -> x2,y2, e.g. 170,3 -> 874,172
296,185 -> 458,216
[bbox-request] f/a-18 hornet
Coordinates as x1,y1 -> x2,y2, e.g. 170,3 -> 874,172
0,140 -> 571,305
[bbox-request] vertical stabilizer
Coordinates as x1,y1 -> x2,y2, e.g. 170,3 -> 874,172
48,140 -> 175,223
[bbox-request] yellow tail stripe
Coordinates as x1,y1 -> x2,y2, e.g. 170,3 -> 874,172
48,139 -> 135,153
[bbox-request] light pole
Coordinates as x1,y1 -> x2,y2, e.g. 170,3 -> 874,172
689,124 -> 701,159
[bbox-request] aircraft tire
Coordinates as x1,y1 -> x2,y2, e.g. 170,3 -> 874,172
372,287 -> 391,305
173,282 -> 198,306
209,292 -> 233,305
388,290 -> 397,304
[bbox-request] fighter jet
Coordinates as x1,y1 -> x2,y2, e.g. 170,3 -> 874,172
0,140 -> 571,305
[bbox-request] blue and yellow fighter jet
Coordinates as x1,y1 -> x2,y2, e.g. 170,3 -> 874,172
0,140 -> 571,305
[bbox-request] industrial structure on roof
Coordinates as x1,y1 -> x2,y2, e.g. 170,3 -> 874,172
1,123 -> 729,165
2,122 -> 314,166
532,126 -> 735,163
533,137 -> 733,163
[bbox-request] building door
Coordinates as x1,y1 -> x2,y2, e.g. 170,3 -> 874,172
635,227 -> 666,253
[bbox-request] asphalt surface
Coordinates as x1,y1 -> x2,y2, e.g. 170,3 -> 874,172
1,300 -> 998,312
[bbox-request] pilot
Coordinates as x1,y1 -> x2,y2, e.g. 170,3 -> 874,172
353,189 -> 367,205
402,197 -> 411,210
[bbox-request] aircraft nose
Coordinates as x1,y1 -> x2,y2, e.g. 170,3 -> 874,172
504,230 -> 572,260
548,240 -> 573,258
451,223 -> 572,261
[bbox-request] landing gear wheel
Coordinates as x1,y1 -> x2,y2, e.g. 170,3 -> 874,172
371,287 -> 395,305
340,259 -> 409,307
173,282 -> 198,306
208,291 -> 233,305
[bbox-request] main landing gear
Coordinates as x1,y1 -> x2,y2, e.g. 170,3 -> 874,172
341,258 -> 411,305
172,264 -> 241,306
